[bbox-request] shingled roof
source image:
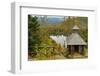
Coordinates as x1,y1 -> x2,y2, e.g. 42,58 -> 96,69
67,25 -> 87,45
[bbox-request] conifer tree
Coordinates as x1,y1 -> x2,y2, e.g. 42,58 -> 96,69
28,15 -> 41,55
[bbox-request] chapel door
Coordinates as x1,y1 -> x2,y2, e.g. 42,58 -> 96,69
74,45 -> 79,53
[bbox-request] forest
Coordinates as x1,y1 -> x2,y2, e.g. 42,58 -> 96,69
28,15 -> 88,60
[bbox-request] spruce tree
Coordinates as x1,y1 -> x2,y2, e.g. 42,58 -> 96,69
28,15 -> 41,56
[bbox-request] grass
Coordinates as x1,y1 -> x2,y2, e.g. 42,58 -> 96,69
28,48 -> 88,61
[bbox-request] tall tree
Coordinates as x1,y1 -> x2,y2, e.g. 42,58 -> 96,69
28,15 -> 41,53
